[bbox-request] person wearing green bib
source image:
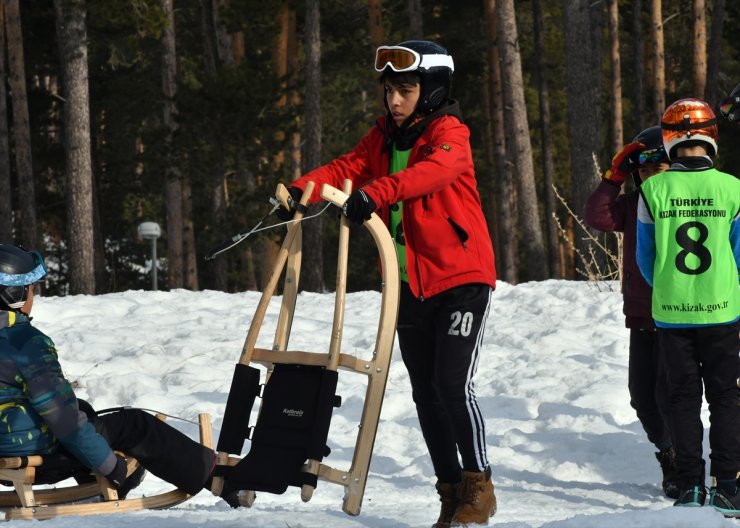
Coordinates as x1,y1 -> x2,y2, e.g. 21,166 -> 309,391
281,41 -> 497,528
636,98 -> 740,516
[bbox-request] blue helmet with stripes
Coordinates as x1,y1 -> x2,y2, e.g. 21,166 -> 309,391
0,245 -> 47,311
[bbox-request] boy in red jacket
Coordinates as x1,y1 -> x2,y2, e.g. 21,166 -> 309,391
282,41 -> 496,528
584,126 -> 677,498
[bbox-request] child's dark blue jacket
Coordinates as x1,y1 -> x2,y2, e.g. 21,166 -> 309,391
0,310 -> 116,475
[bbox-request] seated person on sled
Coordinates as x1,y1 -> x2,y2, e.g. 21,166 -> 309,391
0,244 -> 236,503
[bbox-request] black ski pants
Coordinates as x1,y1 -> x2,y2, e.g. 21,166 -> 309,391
658,320 -> 740,486
397,282 -> 492,484
628,328 -> 672,451
82,403 -> 215,494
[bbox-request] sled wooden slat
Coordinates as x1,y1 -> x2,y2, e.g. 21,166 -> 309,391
321,184 -> 399,515
217,180 -> 398,516
3,489 -> 191,521
0,412 -> 213,521
0,457 -> 43,470
0,482 -> 100,508
326,179 -> 352,372
238,182 -> 315,366
250,348 -> 380,374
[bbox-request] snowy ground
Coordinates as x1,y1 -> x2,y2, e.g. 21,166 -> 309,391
8,280 -> 735,527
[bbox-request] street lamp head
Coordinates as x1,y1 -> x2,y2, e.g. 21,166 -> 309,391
137,222 -> 161,240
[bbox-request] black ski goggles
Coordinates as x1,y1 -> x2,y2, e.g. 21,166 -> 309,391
374,46 -> 454,73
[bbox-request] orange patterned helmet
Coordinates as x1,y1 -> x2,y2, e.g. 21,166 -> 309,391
660,98 -> 718,159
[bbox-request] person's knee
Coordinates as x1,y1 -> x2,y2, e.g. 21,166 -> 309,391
705,384 -> 738,408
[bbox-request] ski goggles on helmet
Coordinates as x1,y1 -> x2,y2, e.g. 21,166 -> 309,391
718,94 -> 739,121
374,46 -> 454,73
0,251 -> 47,287
638,146 -> 667,165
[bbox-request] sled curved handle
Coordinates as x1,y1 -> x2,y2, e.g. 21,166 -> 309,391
319,183 -> 399,515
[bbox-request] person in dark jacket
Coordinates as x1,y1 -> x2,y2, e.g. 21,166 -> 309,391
584,126 -> 678,498
280,41 -> 496,528
0,244 -> 218,499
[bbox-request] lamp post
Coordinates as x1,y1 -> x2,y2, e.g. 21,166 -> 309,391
137,222 -> 161,290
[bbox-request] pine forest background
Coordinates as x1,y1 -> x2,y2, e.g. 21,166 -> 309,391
2,0 -> 739,295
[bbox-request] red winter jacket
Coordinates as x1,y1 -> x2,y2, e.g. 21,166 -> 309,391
584,180 -> 653,329
292,113 -> 496,300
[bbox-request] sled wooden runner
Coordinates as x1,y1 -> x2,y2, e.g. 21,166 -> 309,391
214,181 -> 399,516
0,413 -> 213,521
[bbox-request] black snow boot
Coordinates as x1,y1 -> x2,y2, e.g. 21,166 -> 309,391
656,447 -> 680,499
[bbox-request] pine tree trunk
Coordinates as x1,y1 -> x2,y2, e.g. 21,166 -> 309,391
480,80 -> 499,264
483,0 -> 517,284
0,2 -> 12,244
202,0 -> 230,291
691,0 -> 706,99
704,0 -> 725,105
631,0 -> 646,133
563,0 -> 603,273
607,0 -> 623,152
408,0 -> 422,39
161,0 -> 184,289
54,0 -> 96,294
4,0 -> 36,249
532,0 -> 560,279
166,180 -> 184,288
367,0 -> 385,113
182,178 -> 198,290
650,0 -> 665,122
497,0 -> 545,281
301,0 -> 324,293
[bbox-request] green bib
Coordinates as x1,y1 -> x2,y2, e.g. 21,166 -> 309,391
641,168 -> 740,324
389,146 -> 412,282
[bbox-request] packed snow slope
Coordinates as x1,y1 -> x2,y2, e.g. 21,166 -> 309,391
12,280 -> 734,527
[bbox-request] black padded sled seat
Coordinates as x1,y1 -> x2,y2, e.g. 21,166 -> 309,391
217,363 -> 340,494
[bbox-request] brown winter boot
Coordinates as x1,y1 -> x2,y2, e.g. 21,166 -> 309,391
432,481 -> 460,528
451,468 -> 497,526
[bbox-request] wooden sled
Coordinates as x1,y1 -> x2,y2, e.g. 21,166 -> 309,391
213,181 -> 399,516
0,412 -> 213,521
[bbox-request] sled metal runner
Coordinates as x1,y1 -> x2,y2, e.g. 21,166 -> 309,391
0,413 -> 213,521
213,181 -> 399,516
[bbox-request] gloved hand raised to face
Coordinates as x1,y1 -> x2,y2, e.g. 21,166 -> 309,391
275,186 -> 304,221
603,141 -> 644,186
342,189 -> 377,224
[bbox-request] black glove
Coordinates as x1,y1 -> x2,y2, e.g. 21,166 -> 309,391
276,186 -> 304,221
342,189 -> 376,224
105,454 -> 128,489
105,454 -> 148,499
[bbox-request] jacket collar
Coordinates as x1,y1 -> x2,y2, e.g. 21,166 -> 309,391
669,156 -> 713,171
377,99 -> 463,151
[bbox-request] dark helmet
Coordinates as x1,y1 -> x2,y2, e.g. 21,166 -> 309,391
718,83 -> 740,122
629,126 -> 669,186
374,40 -> 454,114
0,244 -> 47,311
